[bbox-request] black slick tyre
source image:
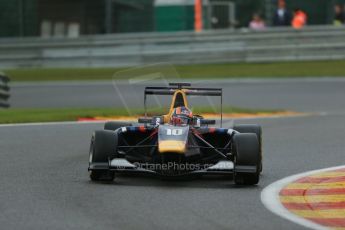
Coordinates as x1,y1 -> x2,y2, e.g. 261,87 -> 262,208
89,130 -> 118,181
233,124 -> 263,172
233,133 -> 261,185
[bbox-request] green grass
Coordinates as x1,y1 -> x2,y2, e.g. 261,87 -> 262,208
4,60 -> 345,82
0,106 -> 281,124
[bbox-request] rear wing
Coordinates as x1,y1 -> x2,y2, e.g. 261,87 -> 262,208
144,83 -> 223,127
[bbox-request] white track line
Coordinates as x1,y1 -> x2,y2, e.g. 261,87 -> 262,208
261,165 -> 345,230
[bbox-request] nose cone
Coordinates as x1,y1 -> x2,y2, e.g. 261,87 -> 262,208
158,140 -> 186,154
158,125 -> 189,154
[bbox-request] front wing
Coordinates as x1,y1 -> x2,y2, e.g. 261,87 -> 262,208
89,159 -> 257,177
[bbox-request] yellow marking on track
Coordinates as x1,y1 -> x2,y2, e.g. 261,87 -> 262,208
280,195 -> 345,203
271,167 -> 345,229
308,172 -> 345,178
284,183 -> 345,190
291,209 -> 345,218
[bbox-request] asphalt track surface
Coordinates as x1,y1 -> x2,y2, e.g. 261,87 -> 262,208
1,78 -> 345,230
10,78 -> 345,113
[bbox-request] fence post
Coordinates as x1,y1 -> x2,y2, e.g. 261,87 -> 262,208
195,0 -> 203,32
18,0 -> 25,36
105,0 -> 113,33
265,0 -> 274,26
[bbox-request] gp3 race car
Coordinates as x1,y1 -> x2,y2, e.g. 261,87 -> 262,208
88,83 -> 262,185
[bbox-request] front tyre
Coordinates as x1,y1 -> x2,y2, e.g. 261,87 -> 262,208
233,133 -> 261,185
233,124 -> 262,172
89,130 -> 118,181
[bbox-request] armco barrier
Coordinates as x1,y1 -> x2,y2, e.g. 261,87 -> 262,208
0,25 -> 345,69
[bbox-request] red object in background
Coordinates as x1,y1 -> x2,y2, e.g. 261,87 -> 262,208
292,10 -> 307,29
194,0 -> 203,32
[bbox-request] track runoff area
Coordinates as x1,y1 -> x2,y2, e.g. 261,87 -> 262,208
262,166 -> 345,229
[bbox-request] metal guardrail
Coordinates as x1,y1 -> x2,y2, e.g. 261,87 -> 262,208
0,72 -> 10,108
0,25 -> 345,69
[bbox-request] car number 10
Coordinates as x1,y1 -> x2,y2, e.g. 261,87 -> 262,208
166,128 -> 183,136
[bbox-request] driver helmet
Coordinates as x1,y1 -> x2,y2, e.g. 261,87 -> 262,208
170,106 -> 193,126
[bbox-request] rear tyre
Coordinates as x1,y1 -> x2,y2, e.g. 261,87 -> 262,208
89,130 -> 118,181
104,122 -> 132,131
233,124 -> 262,172
233,133 -> 260,185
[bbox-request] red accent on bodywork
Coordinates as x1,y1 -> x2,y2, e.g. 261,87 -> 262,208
139,126 -> 146,132
209,127 -> 216,133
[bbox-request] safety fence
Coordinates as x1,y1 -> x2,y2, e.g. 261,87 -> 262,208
0,25 -> 345,69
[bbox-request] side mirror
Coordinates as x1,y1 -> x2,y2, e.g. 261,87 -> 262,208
138,116 -> 164,125
194,118 -> 216,127
138,118 -> 152,124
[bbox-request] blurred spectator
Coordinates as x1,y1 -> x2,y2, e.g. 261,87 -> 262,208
249,14 -> 266,30
334,4 -> 345,26
292,8 -> 307,29
273,0 -> 292,26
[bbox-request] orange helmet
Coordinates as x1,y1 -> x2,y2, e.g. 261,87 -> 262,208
170,107 -> 193,126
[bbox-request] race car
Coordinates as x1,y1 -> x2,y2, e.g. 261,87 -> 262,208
88,83 -> 262,185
